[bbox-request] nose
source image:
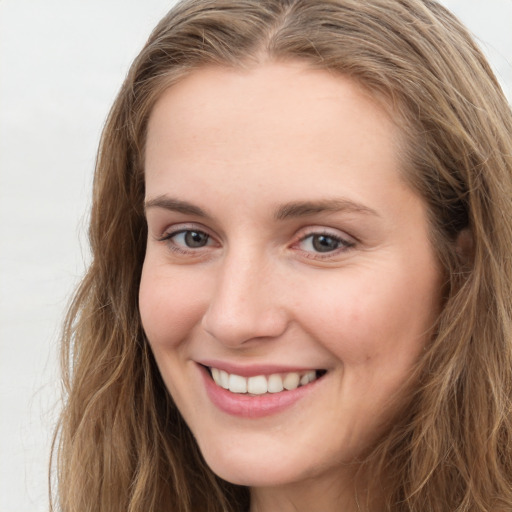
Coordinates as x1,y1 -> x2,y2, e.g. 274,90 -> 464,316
201,250 -> 289,347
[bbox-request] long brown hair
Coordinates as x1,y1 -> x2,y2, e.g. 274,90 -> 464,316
52,1 -> 512,510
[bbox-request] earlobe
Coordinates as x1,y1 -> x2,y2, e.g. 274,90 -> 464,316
455,228 -> 474,264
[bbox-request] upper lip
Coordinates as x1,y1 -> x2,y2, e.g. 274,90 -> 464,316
197,359 -> 324,377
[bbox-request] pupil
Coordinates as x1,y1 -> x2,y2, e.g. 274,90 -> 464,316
185,231 -> 208,248
312,235 -> 339,253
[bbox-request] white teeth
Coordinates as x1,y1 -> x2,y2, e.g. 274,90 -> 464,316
229,373 -> 247,393
219,370 -> 229,389
267,373 -> 284,393
247,375 -> 267,395
209,367 -> 320,395
300,370 -> 316,386
283,372 -> 300,390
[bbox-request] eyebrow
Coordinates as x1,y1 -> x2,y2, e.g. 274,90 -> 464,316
144,195 -> 211,218
274,199 -> 379,220
144,195 -> 379,220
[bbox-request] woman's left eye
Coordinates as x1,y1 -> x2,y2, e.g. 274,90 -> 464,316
297,232 -> 354,255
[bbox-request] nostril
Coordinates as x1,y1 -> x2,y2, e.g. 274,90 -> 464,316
201,307 -> 289,348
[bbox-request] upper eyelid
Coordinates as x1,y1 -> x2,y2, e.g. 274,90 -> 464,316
156,222 -> 215,239
295,232 -> 355,251
298,232 -> 353,245
295,225 -> 356,243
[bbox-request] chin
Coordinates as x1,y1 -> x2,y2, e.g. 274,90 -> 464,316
205,454 -> 306,488
193,427 -> 345,489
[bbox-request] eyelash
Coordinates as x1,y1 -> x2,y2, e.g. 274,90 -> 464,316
157,226 -> 356,259
295,231 -> 355,259
158,227 -> 215,255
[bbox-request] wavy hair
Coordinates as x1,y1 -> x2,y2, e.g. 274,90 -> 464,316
52,1 -> 512,510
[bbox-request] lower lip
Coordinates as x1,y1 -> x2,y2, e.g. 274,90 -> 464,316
199,365 -> 321,418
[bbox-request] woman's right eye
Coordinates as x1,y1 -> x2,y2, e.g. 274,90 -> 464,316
173,230 -> 210,248
159,229 -> 215,253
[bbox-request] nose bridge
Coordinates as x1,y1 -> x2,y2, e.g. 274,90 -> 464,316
201,244 -> 287,346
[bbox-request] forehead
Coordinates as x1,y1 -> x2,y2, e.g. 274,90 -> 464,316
144,62 -> 403,185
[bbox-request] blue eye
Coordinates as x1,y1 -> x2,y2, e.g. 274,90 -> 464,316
299,233 -> 352,254
167,229 -> 211,248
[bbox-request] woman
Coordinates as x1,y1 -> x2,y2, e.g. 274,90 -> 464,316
53,1 -> 512,511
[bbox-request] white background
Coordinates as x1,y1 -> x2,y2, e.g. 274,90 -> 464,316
0,1 -> 510,511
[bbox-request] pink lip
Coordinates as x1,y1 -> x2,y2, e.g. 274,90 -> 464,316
198,364 -> 322,418
198,359 -> 319,377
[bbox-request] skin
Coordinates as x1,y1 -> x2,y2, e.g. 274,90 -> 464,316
139,62 -> 442,512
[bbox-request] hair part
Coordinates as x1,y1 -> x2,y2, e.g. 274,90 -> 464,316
53,1 -> 512,511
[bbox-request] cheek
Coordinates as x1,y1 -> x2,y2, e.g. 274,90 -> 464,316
138,260 -> 207,348
297,265 -> 440,367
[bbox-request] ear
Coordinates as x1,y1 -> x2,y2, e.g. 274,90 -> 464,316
455,228 -> 473,264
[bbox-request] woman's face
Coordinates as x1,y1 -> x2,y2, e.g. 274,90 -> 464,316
140,62 -> 442,492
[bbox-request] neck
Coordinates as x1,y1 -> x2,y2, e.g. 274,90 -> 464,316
249,468 -> 378,512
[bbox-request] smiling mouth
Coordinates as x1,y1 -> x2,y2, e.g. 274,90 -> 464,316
205,366 -> 327,395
